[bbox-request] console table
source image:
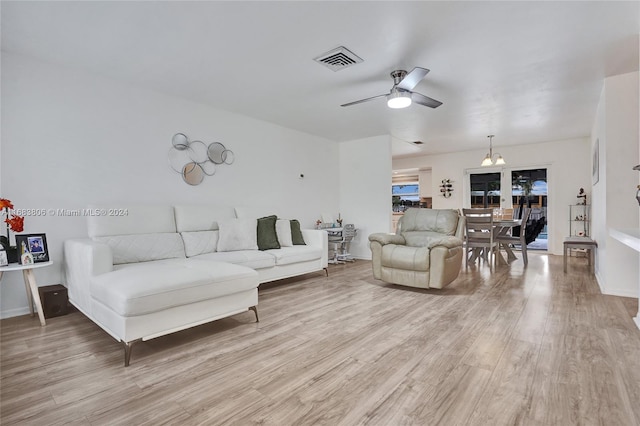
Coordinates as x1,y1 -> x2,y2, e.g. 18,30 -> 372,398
563,236 -> 597,273
0,261 -> 53,326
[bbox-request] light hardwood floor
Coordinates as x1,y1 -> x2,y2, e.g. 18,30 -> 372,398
2,253 -> 639,425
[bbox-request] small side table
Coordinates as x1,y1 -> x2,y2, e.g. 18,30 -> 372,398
563,237 -> 597,273
0,261 -> 54,326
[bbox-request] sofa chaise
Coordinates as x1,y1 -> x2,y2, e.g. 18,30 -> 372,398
64,205 -> 328,366
368,208 -> 464,289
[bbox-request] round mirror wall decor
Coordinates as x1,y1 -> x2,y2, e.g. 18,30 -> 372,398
222,149 -> 235,165
172,133 -> 189,150
168,133 -> 235,185
168,146 -> 191,173
207,142 -> 226,164
200,161 -> 217,176
182,162 -> 205,186
187,140 -> 209,164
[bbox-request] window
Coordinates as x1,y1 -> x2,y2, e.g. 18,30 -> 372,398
469,173 -> 501,208
392,184 -> 420,201
392,183 -> 420,212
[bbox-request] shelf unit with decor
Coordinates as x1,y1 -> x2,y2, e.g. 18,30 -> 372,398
568,204 -> 590,258
569,204 -> 590,237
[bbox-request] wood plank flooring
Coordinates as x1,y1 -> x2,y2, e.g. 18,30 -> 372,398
2,253 -> 639,425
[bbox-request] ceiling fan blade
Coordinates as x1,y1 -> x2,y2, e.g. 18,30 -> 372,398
340,93 -> 387,107
396,67 -> 430,91
411,92 -> 443,108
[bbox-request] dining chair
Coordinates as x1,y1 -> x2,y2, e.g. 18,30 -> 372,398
501,208 -> 514,220
496,207 -> 531,266
328,224 -> 357,264
462,208 -> 499,268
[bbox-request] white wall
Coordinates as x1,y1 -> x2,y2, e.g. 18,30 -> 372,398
592,85 -> 608,283
394,137 -> 592,256
419,169 -> 432,198
592,71 -> 640,298
338,135 -> 392,260
1,52 -> 340,318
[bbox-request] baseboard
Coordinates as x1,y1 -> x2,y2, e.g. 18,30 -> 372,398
594,270 -> 605,294
1,306 -> 31,320
601,287 -> 639,298
353,255 -> 371,261
596,272 -> 638,298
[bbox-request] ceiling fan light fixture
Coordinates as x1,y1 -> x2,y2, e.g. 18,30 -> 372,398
341,67 -> 441,109
387,91 -> 412,109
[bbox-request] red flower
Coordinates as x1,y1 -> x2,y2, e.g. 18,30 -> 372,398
0,198 -> 14,210
5,215 -> 24,233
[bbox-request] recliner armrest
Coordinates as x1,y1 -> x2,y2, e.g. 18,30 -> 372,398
368,233 -> 406,246
427,235 -> 463,249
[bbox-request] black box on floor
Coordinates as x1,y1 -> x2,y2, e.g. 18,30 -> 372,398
38,284 -> 68,319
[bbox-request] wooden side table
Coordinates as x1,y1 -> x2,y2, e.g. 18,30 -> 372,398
0,261 -> 54,326
563,237 -> 597,273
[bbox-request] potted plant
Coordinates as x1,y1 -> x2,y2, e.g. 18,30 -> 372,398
1,198 -> 25,263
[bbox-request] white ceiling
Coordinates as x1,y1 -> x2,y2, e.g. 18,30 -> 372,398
2,1 -> 638,157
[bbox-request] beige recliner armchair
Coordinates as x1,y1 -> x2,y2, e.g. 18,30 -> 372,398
369,208 -> 465,289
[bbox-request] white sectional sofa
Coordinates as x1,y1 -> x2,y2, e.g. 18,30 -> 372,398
64,205 -> 328,366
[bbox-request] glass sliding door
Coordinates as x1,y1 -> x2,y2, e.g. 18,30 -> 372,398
469,172 -> 501,208
511,168 -> 548,250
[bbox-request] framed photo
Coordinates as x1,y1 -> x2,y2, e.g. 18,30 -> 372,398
0,250 -> 7,267
592,138 -> 599,185
15,233 -> 49,264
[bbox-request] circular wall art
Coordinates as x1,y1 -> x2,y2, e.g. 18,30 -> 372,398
167,133 -> 235,185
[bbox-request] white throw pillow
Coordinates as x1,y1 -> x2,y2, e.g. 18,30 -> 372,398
217,219 -> 258,252
181,231 -> 219,257
276,219 -> 293,247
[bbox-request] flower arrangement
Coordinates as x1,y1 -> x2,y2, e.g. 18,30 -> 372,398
1,198 -> 24,234
1,199 -> 25,261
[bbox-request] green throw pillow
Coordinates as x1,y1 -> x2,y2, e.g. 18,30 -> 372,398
257,215 -> 280,251
290,219 -> 306,245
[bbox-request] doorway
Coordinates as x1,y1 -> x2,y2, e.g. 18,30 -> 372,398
511,168 -> 548,251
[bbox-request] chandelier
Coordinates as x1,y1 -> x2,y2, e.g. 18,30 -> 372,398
481,135 -> 505,166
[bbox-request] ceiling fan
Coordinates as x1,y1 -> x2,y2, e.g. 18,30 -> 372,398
341,67 -> 442,109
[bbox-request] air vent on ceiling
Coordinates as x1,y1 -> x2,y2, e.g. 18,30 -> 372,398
314,46 -> 363,72
412,141 -> 425,145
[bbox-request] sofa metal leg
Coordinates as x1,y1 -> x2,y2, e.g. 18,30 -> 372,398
123,339 -> 141,367
323,267 -> 329,277
249,305 -> 259,322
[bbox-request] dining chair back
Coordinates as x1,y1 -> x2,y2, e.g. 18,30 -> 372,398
462,208 -> 499,268
496,207 -> 531,265
501,208 -> 514,219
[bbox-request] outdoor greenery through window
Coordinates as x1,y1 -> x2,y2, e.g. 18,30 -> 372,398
511,169 -> 547,209
392,184 -> 419,211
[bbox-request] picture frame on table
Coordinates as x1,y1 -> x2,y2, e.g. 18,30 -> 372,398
0,249 -> 7,267
15,233 -> 49,264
